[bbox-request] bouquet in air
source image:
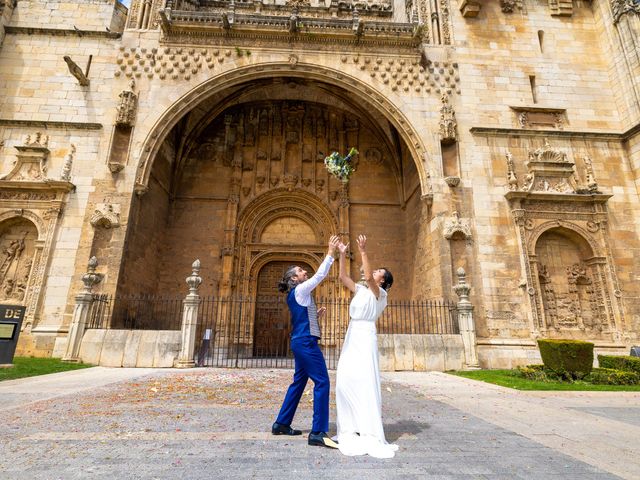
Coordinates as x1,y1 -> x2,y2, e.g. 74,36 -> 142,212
324,147 -> 358,183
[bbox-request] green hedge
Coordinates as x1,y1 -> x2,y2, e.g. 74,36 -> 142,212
587,367 -> 640,385
537,339 -> 594,380
517,364 -> 560,381
597,355 -> 640,375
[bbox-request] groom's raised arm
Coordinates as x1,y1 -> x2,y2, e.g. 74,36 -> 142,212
294,235 -> 339,304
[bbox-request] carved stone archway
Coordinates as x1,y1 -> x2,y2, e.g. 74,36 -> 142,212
132,62 -> 435,201
233,188 -> 339,299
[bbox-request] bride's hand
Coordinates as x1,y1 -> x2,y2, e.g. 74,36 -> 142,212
338,241 -> 349,255
357,234 -> 367,252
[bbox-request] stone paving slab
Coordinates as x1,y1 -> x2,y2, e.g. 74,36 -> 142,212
385,371 -> 639,480
0,368 -> 625,479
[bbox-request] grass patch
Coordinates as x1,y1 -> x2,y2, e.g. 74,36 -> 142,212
450,369 -> 640,391
0,357 -> 93,382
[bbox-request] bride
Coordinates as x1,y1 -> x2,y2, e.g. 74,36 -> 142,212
335,235 -> 398,459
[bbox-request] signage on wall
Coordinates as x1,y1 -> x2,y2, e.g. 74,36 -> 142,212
0,305 -> 26,367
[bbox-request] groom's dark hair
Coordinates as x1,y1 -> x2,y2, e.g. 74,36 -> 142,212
277,265 -> 298,293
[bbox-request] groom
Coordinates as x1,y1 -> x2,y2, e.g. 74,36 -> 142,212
271,235 -> 340,449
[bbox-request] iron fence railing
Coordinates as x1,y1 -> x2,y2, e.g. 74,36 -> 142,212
85,293 -> 459,368
87,293 -> 183,330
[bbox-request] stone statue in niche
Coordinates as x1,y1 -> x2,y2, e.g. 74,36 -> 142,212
505,151 -> 518,191
438,94 -> 457,144
116,80 -> 138,127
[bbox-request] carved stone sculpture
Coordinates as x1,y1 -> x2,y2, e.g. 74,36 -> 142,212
116,80 -> 138,127
439,94 -> 457,144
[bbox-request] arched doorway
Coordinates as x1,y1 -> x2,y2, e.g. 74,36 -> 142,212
253,260 -> 312,357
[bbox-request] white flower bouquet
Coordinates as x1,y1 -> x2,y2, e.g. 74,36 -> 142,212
324,147 -> 358,183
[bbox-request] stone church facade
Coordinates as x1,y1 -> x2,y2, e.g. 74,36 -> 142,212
1,0 -> 639,367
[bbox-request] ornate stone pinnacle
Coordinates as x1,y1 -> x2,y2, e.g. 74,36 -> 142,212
453,267 -> 471,305
186,259 -> 202,295
81,256 -> 103,294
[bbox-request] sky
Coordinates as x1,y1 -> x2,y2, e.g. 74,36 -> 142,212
120,0 -> 131,7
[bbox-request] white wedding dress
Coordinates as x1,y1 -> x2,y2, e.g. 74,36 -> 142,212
335,284 -> 399,459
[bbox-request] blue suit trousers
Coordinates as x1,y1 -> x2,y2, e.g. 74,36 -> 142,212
275,336 -> 330,433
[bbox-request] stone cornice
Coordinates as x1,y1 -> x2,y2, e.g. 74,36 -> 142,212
160,8 -> 421,51
0,119 -> 102,130
5,25 -> 122,39
622,121 -> 640,140
505,191 -> 613,204
470,127 -> 623,141
472,122 -> 640,142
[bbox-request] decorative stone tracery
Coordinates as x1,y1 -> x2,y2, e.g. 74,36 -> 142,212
504,140 -> 623,340
0,133 -> 74,327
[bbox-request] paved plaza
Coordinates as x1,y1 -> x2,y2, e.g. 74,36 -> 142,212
0,367 -> 638,479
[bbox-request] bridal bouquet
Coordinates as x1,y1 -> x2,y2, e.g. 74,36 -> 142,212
324,147 -> 358,184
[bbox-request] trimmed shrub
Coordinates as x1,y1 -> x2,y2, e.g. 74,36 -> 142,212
587,367 -> 640,385
537,339 -> 594,380
597,355 -> 640,375
517,364 -> 550,381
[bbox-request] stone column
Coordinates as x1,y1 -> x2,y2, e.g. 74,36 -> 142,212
453,267 -> 479,369
62,257 -> 103,362
175,259 -> 201,368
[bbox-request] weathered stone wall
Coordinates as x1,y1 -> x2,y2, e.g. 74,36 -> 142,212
3,0 -> 640,362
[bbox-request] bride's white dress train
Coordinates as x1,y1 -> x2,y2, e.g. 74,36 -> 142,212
336,284 -> 398,459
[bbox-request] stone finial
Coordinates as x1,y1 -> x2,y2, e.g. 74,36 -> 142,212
81,256 -> 103,294
453,267 -> 471,306
186,259 -> 202,296
60,144 -> 75,182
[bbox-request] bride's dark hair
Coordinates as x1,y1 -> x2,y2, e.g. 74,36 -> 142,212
380,268 -> 393,291
277,265 -> 298,293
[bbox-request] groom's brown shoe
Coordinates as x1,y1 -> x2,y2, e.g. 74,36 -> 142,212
271,422 -> 302,436
308,432 -> 339,449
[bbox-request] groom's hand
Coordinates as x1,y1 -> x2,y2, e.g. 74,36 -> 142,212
317,306 -> 326,320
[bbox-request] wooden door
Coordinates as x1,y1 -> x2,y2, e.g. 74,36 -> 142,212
253,261 -> 312,357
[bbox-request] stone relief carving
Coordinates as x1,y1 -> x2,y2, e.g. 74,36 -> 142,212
611,0 -> 640,23
0,132 -> 50,182
503,140 -> 602,194
90,204 -> 121,229
504,139 -> 621,339
500,0 -> 516,13
443,211 -> 472,241
0,228 -> 33,303
116,80 -> 138,127
438,94 -> 457,144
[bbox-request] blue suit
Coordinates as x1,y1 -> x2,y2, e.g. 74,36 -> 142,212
275,256 -> 333,433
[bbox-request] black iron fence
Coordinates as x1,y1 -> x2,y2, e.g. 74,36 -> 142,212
87,293 -> 183,330
195,296 -> 459,369
85,293 -> 459,369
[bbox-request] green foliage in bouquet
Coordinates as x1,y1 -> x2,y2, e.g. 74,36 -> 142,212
324,147 -> 358,183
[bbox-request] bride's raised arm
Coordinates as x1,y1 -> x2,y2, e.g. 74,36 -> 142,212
357,235 -> 380,299
338,240 -> 357,293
